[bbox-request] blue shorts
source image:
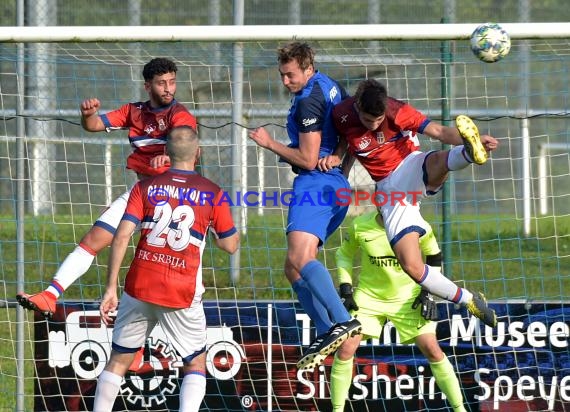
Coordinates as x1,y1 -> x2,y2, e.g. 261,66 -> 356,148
286,168 -> 350,245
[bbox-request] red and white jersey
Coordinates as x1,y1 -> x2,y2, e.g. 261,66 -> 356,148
333,96 -> 431,181
101,100 -> 197,176
122,169 -> 236,309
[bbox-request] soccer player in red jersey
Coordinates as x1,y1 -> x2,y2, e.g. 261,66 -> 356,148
93,126 -> 238,412
322,78 -> 499,327
17,58 -> 197,317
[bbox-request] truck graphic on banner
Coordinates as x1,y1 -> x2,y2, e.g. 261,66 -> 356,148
32,301 -> 570,411
40,308 -> 246,410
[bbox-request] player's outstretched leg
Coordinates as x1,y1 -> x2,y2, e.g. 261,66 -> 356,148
17,210 -> 121,318
465,291 -> 497,327
456,115 -> 487,165
297,318 -> 362,370
16,290 -> 57,318
16,242 -> 97,318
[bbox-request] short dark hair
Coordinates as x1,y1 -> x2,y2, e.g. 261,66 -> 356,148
355,79 -> 388,117
167,126 -> 199,162
277,42 -> 315,71
142,58 -> 178,82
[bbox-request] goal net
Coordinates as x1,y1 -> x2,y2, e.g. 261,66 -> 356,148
2,24 -> 570,411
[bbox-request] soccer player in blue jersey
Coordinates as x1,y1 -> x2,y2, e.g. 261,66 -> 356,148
330,211 -> 467,412
248,42 -> 361,370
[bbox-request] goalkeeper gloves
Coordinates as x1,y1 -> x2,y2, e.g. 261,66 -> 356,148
339,283 -> 359,312
412,289 -> 439,321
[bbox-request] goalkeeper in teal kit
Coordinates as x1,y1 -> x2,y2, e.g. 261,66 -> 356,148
330,211 -> 467,412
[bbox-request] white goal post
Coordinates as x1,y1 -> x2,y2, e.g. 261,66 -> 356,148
4,22 -> 570,412
2,22 -> 570,42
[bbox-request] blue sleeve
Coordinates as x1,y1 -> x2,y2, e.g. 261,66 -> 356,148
294,83 -> 328,134
418,118 -> 432,134
122,213 -> 141,225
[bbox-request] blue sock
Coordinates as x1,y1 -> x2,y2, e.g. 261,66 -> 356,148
292,278 -> 333,336
299,260 -> 351,324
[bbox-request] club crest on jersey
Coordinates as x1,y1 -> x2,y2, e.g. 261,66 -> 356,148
158,118 -> 166,131
358,136 -> 372,150
376,131 -> 385,144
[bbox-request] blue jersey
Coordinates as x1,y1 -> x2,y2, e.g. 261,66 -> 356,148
284,71 -> 350,243
286,71 -> 348,160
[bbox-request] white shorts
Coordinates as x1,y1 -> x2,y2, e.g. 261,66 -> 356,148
112,292 -> 207,360
375,151 -> 438,246
93,187 -> 133,234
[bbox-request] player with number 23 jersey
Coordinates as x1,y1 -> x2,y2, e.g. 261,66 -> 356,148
122,169 -> 236,308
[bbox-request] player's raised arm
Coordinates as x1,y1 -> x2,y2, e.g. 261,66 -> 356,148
248,126 -> 322,171
80,97 -> 106,132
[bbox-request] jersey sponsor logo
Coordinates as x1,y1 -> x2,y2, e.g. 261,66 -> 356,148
302,117 -> 317,127
368,255 -> 400,268
329,86 -> 338,102
135,249 -> 187,269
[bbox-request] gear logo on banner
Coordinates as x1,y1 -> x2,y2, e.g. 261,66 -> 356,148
121,338 -> 179,409
45,309 -> 246,409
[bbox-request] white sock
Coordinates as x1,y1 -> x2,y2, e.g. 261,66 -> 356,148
446,145 -> 471,171
179,372 -> 206,412
50,245 -> 96,294
93,370 -> 122,412
419,265 -> 473,305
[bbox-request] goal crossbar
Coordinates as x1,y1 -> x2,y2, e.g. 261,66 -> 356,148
1,22 -> 570,42
5,21 -> 570,412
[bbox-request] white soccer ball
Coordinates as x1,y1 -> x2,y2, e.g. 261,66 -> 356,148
470,23 -> 511,63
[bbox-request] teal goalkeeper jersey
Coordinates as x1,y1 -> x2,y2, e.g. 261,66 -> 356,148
336,211 -> 441,302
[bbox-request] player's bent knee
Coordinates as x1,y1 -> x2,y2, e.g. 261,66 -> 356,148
106,351 -> 138,376
80,226 -> 114,252
416,335 -> 444,362
182,350 -> 206,374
